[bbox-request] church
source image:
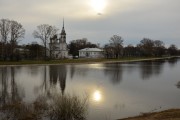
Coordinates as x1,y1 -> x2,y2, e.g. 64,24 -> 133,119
49,20 -> 68,59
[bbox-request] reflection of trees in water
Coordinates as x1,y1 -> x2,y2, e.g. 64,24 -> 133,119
104,63 -> 123,84
177,81 -> 180,89
167,57 -> 178,67
122,62 -> 138,74
0,67 -> 24,106
70,65 -> 75,79
69,65 -> 90,79
139,60 -> 165,80
49,65 -> 67,95
74,66 -> 89,77
10,67 -> 22,102
28,66 -> 40,76
34,66 -> 48,94
0,67 -> 8,105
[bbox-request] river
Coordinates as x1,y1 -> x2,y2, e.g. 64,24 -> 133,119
0,57 -> 180,120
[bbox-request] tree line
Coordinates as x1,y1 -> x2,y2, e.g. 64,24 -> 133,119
0,18 -> 180,61
104,35 -> 180,58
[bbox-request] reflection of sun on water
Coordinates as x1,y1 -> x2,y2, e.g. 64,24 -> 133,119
93,90 -> 102,102
90,0 -> 107,14
89,64 -> 103,69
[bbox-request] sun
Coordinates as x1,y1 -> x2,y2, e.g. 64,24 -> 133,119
90,0 -> 107,14
93,90 -> 102,102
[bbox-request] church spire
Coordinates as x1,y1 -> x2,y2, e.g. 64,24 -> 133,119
63,18 -> 64,28
61,18 -> 66,35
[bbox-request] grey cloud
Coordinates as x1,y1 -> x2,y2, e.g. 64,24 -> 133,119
0,0 -> 180,47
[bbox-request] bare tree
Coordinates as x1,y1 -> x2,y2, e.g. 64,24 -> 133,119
10,20 -> 25,43
138,38 -> 154,56
33,24 -> 58,60
123,44 -> 138,57
0,19 -> 25,60
0,19 -> 10,43
154,40 -> 165,56
104,44 -> 114,58
9,20 -> 25,60
109,35 -> 124,58
0,19 -> 11,59
168,44 -> 178,56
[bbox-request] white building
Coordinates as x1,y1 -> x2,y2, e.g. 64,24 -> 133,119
49,20 -> 68,59
79,48 -> 104,58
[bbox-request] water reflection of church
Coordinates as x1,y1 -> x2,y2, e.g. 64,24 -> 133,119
49,65 -> 66,95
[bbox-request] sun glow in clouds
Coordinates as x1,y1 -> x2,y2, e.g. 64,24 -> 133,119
93,90 -> 102,102
90,0 -> 107,14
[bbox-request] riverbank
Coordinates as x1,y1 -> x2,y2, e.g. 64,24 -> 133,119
0,56 -> 179,66
119,109 -> 180,120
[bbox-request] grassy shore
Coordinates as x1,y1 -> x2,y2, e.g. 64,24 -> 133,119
0,93 -> 88,120
119,109 -> 180,120
0,56 -> 178,66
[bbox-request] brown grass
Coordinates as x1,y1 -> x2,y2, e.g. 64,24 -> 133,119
119,109 -> 180,120
0,93 -> 88,120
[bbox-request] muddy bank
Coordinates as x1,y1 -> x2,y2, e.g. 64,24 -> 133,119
119,109 -> 180,120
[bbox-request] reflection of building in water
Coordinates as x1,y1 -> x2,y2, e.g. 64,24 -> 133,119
49,65 -> 67,95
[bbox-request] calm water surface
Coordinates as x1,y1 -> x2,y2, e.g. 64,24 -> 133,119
0,58 -> 180,120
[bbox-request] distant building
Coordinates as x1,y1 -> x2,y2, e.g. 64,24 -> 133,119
79,48 -> 104,58
49,20 -> 68,59
31,41 -> 38,45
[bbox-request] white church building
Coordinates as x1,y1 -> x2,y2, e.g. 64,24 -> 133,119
49,20 -> 68,59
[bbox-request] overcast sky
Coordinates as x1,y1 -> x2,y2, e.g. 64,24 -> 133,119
0,0 -> 180,47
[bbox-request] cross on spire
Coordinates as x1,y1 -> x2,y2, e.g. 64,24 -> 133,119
63,18 -> 64,28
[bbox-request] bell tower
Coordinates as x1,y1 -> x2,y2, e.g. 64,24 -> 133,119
60,19 -> 66,43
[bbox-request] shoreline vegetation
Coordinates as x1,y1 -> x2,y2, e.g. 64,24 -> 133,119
0,93 -> 88,120
0,56 -> 179,66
